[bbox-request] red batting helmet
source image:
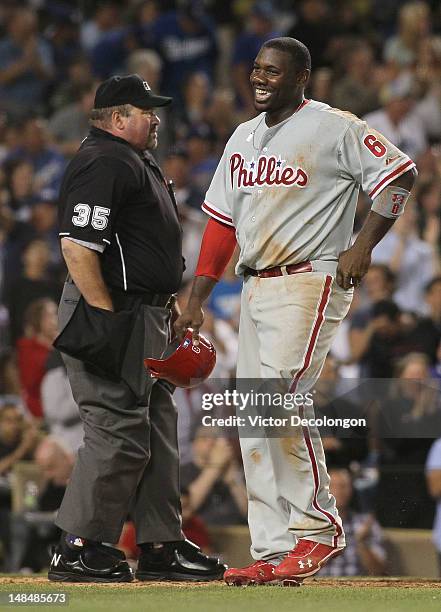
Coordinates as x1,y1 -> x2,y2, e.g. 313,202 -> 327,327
144,329 -> 216,388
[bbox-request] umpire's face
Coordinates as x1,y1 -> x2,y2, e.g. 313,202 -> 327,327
121,105 -> 160,151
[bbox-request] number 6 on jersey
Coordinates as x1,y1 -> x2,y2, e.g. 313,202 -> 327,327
363,134 -> 387,158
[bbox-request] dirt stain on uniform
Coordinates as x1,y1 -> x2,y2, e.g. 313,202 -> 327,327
294,516 -> 331,531
261,237 -> 294,266
250,449 -> 262,464
280,432 -> 305,466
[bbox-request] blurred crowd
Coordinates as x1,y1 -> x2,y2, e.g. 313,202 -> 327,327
1,0 -> 441,575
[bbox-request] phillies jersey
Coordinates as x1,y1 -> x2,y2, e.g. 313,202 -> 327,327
202,99 -> 415,275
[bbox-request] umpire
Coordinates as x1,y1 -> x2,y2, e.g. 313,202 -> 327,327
49,74 -> 226,582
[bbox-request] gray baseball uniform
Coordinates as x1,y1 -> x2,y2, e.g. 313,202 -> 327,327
203,99 -> 414,275
202,99 -> 415,560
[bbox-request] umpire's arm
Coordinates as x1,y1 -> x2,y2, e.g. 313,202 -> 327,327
61,238 -> 113,311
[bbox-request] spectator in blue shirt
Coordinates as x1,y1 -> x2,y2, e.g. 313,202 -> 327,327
90,26 -> 135,79
0,7 -> 54,117
2,159 -> 36,223
151,0 -> 218,99
232,1 -> 280,113
80,1 -> 123,52
4,118 -> 66,203
44,6 -> 82,89
134,0 -> 161,50
82,1 -> 135,79
187,124 -> 219,194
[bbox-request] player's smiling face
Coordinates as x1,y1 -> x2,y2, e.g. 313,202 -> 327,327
250,47 -> 309,122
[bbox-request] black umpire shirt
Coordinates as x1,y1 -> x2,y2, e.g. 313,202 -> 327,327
58,126 -> 183,294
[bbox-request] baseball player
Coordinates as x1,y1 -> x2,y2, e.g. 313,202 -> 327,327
175,37 -> 416,586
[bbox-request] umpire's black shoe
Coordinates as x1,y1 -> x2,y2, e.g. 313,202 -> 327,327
136,539 -> 227,582
48,544 -> 133,583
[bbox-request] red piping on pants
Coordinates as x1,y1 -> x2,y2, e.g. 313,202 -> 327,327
288,275 -> 342,547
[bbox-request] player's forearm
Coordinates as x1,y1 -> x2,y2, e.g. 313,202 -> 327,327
188,276 -> 218,305
352,211 -> 395,254
354,168 -> 416,254
337,211 -> 395,289
61,238 -> 113,311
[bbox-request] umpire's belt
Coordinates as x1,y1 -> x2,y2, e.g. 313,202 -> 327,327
245,261 -> 313,278
111,287 -> 175,308
140,292 -> 175,308
66,275 -> 174,309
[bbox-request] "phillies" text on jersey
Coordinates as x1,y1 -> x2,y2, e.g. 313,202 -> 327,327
230,153 -> 308,190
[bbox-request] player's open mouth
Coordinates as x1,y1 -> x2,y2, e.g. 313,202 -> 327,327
254,87 -> 272,102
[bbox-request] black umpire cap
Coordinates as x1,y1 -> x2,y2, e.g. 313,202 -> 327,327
94,74 -> 173,110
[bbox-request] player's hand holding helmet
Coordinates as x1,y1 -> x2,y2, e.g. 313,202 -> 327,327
174,298 -> 205,344
144,328 -> 216,388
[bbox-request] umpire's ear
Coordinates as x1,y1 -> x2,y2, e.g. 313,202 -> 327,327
54,296 -> 138,380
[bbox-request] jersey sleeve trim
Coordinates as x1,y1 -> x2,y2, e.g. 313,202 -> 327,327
59,231 -> 111,245
369,159 -> 415,199
201,200 -> 234,227
61,236 -> 105,253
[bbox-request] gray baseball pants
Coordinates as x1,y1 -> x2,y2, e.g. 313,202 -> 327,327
55,281 -> 182,545
237,272 -> 353,559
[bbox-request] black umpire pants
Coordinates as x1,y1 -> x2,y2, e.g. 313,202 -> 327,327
55,281 -> 183,545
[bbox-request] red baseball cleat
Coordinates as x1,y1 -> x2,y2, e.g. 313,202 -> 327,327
274,539 -> 344,583
224,561 -> 280,586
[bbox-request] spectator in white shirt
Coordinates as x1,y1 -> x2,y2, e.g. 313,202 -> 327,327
372,204 -> 437,314
364,73 -> 427,161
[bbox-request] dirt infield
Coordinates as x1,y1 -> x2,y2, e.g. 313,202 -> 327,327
0,576 -> 439,589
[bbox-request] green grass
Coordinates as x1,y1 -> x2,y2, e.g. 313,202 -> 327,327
0,581 -> 440,612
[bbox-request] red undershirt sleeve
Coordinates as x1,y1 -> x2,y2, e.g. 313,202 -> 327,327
195,217 -> 237,281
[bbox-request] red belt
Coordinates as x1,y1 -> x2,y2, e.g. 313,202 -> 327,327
245,261 -> 313,278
